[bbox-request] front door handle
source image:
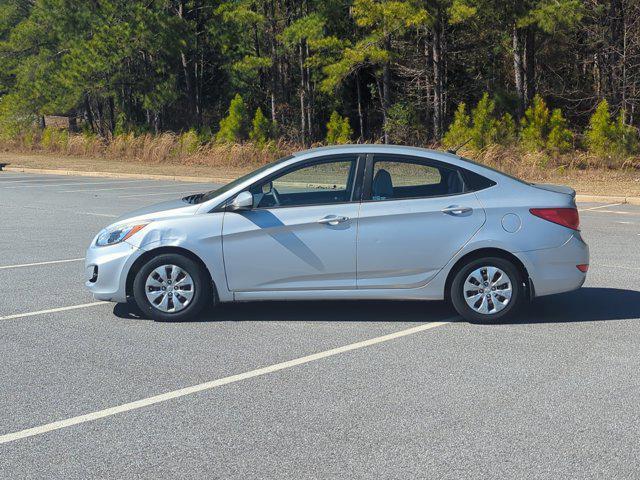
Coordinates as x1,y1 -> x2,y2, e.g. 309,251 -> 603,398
442,205 -> 473,216
318,215 -> 350,225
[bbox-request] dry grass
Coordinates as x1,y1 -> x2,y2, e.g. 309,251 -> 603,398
0,131 -> 639,196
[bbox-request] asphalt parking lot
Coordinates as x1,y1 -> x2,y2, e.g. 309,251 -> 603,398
1,171 -> 640,478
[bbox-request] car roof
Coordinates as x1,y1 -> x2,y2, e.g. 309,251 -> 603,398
292,144 -> 506,179
293,144 -> 462,161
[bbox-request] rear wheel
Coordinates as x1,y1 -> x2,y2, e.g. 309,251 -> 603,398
450,257 -> 523,323
133,253 -> 212,322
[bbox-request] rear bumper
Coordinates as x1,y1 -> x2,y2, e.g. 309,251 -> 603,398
84,241 -> 143,303
518,233 -> 589,297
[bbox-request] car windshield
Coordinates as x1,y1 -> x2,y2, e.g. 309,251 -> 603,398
194,155 -> 295,204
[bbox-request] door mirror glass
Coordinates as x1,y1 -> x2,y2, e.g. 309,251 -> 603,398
230,191 -> 253,211
261,181 -> 273,195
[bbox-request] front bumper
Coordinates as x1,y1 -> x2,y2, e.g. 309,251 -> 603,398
85,241 -> 144,303
518,232 -> 589,297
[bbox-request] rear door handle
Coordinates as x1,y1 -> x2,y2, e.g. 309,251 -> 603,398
442,205 -> 473,216
318,215 -> 350,225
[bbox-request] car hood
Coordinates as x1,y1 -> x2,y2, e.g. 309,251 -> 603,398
114,198 -> 199,224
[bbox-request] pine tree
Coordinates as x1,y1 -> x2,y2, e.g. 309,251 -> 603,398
216,94 -> 247,143
249,107 -> 272,145
546,109 -> 572,152
520,95 -> 550,152
325,111 -> 353,144
443,103 -> 471,149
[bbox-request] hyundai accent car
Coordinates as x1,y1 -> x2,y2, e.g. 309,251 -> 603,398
85,145 -> 589,323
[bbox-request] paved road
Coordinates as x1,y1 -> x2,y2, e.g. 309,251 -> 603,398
1,172 -> 639,479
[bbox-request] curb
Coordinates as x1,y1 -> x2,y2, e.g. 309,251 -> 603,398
2,166 -> 234,185
575,194 -> 640,205
3,166 -> 640,205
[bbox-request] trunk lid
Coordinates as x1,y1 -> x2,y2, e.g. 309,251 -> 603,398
532,183 -> 576,198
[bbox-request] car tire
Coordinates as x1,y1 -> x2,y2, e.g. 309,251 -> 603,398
450,256 -> 523,323
133,253 -> 212,322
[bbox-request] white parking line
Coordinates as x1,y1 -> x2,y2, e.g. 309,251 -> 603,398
0,319 -> 453,444
0,179 -> 144,189
578,203 -> 622,212
0,176 -> 68,183
0,301 -> 106,321
0,258 -> 84,270
118,190 -> 203,198
601,264 -> 640,271
62,183 -> 206,193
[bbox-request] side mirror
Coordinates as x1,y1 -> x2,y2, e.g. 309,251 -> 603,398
261,181 -> 273,195
229,191 -> 254,211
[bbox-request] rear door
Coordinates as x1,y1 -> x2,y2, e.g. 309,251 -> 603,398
356,154 -> 485,289
222,155 -> 363,292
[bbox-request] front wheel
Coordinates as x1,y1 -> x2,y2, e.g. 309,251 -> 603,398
450,257 -> 524,323
133,253 -> 212,322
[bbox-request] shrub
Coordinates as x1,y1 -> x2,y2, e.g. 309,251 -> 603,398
443,103 -> 471,149
495,113 -> 517,146
586,100 -> 639,157
520,95 -> 549,151
520,95 -> 572,153
41,126 -> 69,152
469,93 -> 497,150
384,102 -> 422,144
325,111 -> 353,144
216,94 -> 247,143
249,107 -> 272,145
178,129 -> 200,155
443,94 -> 507,151
546,108 -> 573,152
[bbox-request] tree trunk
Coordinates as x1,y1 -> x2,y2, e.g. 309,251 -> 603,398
432,12 -> 444,140
305,41 -> 313,141
84,95 -> 96,132
513,25 -> 526,119
382,35 -> 391,144
178,1 -> 197,127
356,72 -> 365,141
524,26 -> 536,106
423,27 -> 432,141
299,42 -> 306,145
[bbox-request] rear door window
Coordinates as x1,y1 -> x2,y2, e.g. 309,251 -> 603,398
367,156 -> 465,200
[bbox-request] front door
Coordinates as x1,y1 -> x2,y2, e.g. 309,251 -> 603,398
222,155 -> 362,291
357,154 -> 486,289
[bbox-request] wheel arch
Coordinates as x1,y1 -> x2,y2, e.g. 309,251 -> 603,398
126,246 -> 217,301
444,247 -> 532,301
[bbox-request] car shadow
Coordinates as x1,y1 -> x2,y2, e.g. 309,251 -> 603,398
510,287 -> 640,324
113,287 -> 640,324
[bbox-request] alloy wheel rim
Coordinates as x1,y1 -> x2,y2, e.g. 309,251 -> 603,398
145,264 -> 194,313
463,266 -> 512,315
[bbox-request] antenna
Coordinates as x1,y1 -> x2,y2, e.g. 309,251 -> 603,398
447,138 -> 472,155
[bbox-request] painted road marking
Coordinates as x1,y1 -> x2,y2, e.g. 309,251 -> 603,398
118,190 -> 204,198
0,179 -> 144,189
0,302 -> 106,321
0,176 -> 69,183
0,319 -> 453,444
0,258 -> 84,270
601,264 -> 640,271
581,208 -> 640,216
62,183 -> 209,193
578,203 -> 622,212
0,203 -> 118,218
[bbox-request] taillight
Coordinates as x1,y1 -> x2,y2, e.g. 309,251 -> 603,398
576,264 -> 589,272
529,207 -> 580,230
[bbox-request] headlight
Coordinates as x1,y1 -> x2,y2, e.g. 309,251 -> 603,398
96,223 -> 148,247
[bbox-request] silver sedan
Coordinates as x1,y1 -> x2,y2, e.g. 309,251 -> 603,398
85,145 -> 589,323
